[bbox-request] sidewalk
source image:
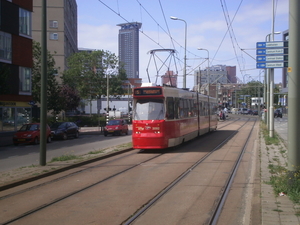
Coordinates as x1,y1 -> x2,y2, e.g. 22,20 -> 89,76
260,116 -> 300,225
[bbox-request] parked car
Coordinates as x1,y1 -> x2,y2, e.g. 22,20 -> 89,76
252,110 -> 258,115
50,122 -> 80,140
238,108 -> 249,114
13,123 -> 52,145
274,109 -> 283,118
104,119 -> 128,136
246,109 -> 253,115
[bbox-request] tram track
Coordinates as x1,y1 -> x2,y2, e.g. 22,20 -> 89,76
1,118 -> 256,224
0,116 -> 240,193
123,118 -> 257,224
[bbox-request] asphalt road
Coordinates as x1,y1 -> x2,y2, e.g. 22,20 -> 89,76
0,116 -> 287,173
0,132 -> 132,172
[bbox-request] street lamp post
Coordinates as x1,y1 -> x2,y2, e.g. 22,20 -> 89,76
198,48 -> 210,96
170,16 -> 187,89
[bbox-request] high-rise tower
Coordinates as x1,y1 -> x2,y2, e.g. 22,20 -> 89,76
117,22 -> 142,79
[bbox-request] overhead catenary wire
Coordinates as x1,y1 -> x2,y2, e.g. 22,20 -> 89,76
98,0 -> 254,86
98,0 -> 202,74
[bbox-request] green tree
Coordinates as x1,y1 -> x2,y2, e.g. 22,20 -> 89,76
236,81 -> 263,107
32,41 -> 62,115
239,81 -> 264,98
59,84 -> 81,112
62,50 -> 127,103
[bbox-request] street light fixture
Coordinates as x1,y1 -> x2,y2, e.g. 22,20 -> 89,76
265,31 -> 281,42
170,16 -> 187,89
198,48 -> 210,96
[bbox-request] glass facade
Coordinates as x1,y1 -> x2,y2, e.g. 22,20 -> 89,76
0,31 -> 12,62
19,8 -> 32,37
19,67 -> 31,94
0,106 -> 31,132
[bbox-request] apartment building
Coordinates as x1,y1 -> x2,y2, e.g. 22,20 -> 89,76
32,0 -> 78,83
0,0 -> 33,132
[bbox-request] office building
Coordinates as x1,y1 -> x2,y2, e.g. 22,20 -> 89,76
32,0 -> 78,83
0,0 -> 33,132
117,22 -> 142,79
161,71 -> 178,87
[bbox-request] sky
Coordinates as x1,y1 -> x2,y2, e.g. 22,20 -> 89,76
76,0 -> 289,90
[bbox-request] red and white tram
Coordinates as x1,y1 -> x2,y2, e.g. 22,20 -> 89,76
132,85 -> 218,149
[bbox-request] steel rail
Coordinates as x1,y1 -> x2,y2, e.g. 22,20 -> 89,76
123,118 -> 252,225
209,119 -> 257,225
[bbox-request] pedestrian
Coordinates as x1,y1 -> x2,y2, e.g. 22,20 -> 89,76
222,108 -> 226,120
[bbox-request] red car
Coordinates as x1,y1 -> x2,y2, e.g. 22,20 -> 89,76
13,123 -> 52,145
104,119 -> 129,136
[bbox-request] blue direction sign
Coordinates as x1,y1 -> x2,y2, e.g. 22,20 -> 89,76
256,41 -> 288,48
256,48 -> 288,55
256,55 -> 288,62
256,62 -> 288,69
256,41 -> 289,69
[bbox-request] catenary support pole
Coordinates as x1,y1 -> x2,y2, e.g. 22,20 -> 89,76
40,0 -> 47,166
288,0 -> 300,171
269,0 -> 275,137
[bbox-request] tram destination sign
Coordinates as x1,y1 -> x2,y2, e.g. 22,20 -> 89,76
134,88 -> 162,96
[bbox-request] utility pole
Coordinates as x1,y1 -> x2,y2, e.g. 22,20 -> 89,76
40,0 -> 47,166
269,0 -> 275,137
288,0 -> 300,172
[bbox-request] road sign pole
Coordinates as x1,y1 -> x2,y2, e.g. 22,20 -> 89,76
266,68 -> 270,129
269,68 -> 274,137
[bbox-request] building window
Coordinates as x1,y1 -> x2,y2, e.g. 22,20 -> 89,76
49,20 -> 58,28
0,31 -> 11,62
19,67 -> 31,94
19,8 -> 31,37
50,33 -> 58,40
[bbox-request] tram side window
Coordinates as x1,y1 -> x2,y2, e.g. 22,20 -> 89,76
191,99 -> 197,117
179,98 -> 184,118
166,97 -> 174,120
174,97 -> 179,119
199,101 -> 203,116
188,99 -> 192,117
204,102 -> 208,116
184,99 -> 189,118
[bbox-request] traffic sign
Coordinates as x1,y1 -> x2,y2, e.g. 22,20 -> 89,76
256,62 -> 288,69
256,41 -> 288,49
256,48 -> 288,55
256,41 -> 289,69
256,55 -> 288,62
